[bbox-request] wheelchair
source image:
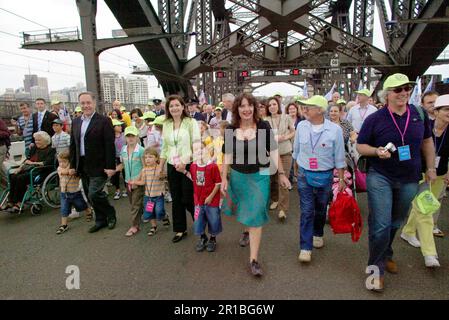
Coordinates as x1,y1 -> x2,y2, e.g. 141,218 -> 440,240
0,164 -> 60,215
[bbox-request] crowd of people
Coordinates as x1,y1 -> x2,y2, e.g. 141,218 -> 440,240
1,72 -> 448,293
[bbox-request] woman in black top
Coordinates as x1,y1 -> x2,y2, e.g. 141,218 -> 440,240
221,93 -> 291,277
429,96 -> 449,236
401,94 -> 449,268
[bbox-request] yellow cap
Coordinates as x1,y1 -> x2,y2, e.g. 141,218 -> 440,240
112,119 -> 123,127
383,73 -> 416,90
74,106 -> 82,113
355,89 -> 372,97
140,111 -> 157,120
124,126 -> 139,136
301,95 -> 328,110
150,115 -> 166,126
336,99 -> 347,105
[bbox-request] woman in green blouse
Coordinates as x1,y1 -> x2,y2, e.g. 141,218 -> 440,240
157,95 -> 201,243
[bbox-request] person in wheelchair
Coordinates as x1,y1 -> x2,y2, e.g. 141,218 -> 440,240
5,131 -> 55,213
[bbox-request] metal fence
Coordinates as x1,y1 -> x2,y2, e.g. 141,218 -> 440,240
0,100 -> 152,120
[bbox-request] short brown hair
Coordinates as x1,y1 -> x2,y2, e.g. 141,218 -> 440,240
421,91 -> 439,103
165,95 -> 190,121
144,147 -> 160,160
266,97 -> 282,116
57,150 -> 70,161
231,93 -> 260,127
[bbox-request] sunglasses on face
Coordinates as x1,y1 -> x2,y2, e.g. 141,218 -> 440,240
391,85 -> 413,94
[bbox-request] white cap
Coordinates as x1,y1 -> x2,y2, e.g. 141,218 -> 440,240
434,94 -> 449,109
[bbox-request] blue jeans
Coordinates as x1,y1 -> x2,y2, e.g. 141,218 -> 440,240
143,195 -> 166,221
366,168 -> 419,274
193,205 -> 222,236
297,169 -> 332,251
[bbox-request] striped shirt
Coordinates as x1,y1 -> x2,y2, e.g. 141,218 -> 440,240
17,115 -> 33,149
59,172 -> 81,193
142,166 -> 165,197
52,132 -> 71,155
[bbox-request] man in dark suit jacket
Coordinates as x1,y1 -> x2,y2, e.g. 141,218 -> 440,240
187,98 -> 205,121
153,98 -> 165,116
32,98 -> 58,140
70,92 -> 117,233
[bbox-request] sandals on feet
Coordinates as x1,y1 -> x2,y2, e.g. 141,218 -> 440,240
85,211 -> 93,222
125,226 -> 140,237
162,215 -> 171,226
148,226 -> 158,236
56,225 -> 68,234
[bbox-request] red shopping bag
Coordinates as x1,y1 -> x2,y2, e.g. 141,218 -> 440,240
355,169 -> 367,192
328,191 -> 362,242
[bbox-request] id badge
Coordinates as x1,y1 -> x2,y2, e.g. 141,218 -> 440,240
309,158 -> 318,170
145,201 -> 155,213
435,156 -> 441,169
172,155 -> 181,165
398,145 -> 411,161
194,206 -> 201,221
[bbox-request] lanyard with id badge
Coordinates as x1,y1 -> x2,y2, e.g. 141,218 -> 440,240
171,123 -> 182,166
194,165 -> 209,220
127,150 -> 134,192
144,168 -> 157,213
388,107 -> 411,161
434,127 -> 447,169
309,131 -> 324,169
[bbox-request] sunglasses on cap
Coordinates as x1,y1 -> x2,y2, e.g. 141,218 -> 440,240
390,85 -> 413,94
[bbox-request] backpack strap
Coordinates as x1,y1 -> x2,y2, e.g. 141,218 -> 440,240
412,104 -> 425,121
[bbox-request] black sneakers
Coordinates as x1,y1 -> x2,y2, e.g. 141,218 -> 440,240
250,260 -> 263,277
195,235 -> 208,252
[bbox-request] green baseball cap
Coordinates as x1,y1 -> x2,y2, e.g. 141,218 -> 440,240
355,89 -> 372,97
150,115 -> 166,126
218,102 -> 224,108
112,119 -> 123,127
52,119 -> 63,125
215,106 -> 223,112
336,99 -> 347,105
124,126 -> 139,136
383,73 -> 416,90
140,111 -> 157,120
301,95 -> 328,110
274,92 -> 283,97
120,106 -> 127,112
295,96 -> 306,103
147,101 -> 154,106
51,100 -> 61,105
74,106 -> 82,113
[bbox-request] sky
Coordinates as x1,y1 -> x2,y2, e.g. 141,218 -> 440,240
0,0 -> 448,98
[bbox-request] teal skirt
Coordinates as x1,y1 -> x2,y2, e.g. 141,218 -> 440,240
222,169 -> 270,227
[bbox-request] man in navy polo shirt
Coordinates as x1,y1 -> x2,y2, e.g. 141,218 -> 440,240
357,73 -> 436,292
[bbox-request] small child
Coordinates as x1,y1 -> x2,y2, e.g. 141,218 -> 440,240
211,120 -> 228,173
116,126 -> 145,237
190,142 -> 222,252
112,119 -> 126,200
146,116 -> 163,153
56,151 -> 92,234
52,119 -> 70,156
131,147 -> 170,236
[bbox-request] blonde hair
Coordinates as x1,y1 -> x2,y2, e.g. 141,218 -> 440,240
57,150 -> 70,161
